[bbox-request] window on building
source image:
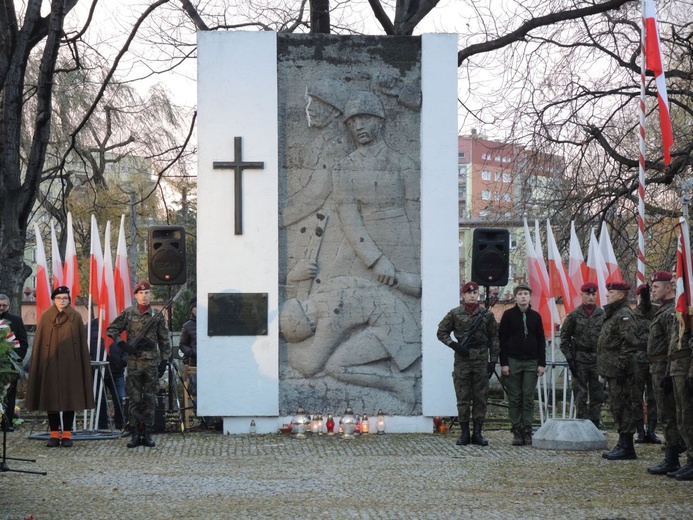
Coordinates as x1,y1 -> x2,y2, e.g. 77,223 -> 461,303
458,152 -> 465,158
481,170 -> 491,181
479,210 -> 490,217
494,156 -> 501,162
502,193 -> 511,202
502,173 -> 511,183
494,172 -> 502,181
481,190 -> 490,200
493,191 -> 500,200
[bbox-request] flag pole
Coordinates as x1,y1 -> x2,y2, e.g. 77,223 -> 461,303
637,0 -> 647,287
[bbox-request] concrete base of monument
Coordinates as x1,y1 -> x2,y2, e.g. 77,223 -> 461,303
221,416 -> 435,435
532,418 -> 608,450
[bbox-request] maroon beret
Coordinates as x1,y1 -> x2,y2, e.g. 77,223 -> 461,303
133,280 -> 152,294
580,282 -> 598,294
635,284 -> 648,296
461,281 -> 479,293
606,281 -> 630,291
650,271 -> 673,282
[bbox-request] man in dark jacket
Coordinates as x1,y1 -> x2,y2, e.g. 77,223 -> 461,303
179,299 -> 197,367
499,283 -> 546,446
0,293 -> 28,431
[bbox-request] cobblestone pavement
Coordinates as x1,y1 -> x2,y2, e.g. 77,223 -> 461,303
0,427 -> 691,519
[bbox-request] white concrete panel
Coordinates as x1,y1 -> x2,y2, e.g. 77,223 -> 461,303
420,34 -> 460,417
197,32 -> 279,416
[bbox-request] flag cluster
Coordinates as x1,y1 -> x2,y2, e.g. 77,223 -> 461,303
675,217 -> 693,346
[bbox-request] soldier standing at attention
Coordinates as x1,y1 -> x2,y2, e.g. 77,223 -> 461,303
598,281 -> 639,460
559,282 -> 605,429
437,282 -> 499,446
646,271 -> 685,475
107,280 -> 171,448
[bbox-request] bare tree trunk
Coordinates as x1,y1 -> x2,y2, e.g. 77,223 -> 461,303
310,0 -> 330,33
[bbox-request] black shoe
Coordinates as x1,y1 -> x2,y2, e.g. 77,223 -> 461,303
46,437 -> 60,448
141,429 -> 156,448
603,434 -> 637,460
675,462 -> 693,481
634,422 -> 646,444
127,430 -> 141,448
523,426 -> 533,446
471,421 -> 488,446
511,429 -> 524,446
648,448 -> 680,475
668,461 -> 693,479
61,437 -> 73,448
644,418 -> 661,444
456,422 -> 470,446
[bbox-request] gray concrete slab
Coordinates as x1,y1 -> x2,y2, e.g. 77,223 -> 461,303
532,418 -> 608,451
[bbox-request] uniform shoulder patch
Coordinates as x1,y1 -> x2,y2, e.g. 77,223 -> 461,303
621,316 -> 629,321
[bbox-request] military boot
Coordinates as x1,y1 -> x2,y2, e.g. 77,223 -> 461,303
126,425 -> 141,448
523,426 -> 533,446
647,447 -> 680,475
141,427 -> 156,448
675,460 -> 693,481
634,420 -> 646,444
667,459 -> 693,479
455,422 -> 471,446
471,420 -> 488,446
604,434 -> 637,460
644,417 -> 661,444
602,434 -> 625,459
511,428 -> 524,446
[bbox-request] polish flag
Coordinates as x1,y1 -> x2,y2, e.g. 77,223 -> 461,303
568,222 -> 587,309
50,221 -> 63,289
586,229 -> 609,307
547,219 -> 578,315
643,0 -> 674,165
62,212 -> 81,300
675,217 -> 693,315
534,220 -> 560,335
598,221 -> 623,284
33,224 -> 52,321
524,220 -> 553,337
89,215 -> 104,309
99,222 -> 118,351
114,215 -> 133,313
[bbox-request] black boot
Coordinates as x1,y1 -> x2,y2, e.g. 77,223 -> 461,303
647,447 -> 681,475
523,426 -> 533,446
675,460 -> 693,481
604,433 -> 637,460
644,417 -> 661,444
511,428 -> 524,446
141,427 -> 156,448
634,420 -> 646,444
127,425 -> 140,448
456,422 -> 471,446
471,420 -> 488,446
591,419 -> 601,430
602,434 -> 625,459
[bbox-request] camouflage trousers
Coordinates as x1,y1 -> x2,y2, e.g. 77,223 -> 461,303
125,360 -> 159,429
571,361 -> 604,423
650,362 -> 682,448
605,376 -> 635,435
452,359 -> 489,422
673,374 -> 693,463
632,355 -> 657,423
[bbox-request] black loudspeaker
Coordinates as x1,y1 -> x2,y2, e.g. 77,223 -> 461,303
148,226 -> 186,285
471,228 -> 510,286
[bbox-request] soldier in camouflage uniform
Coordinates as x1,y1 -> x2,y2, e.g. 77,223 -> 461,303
437,281 -> 499,446
597,281 -> 639,460
631,283 -> 660,443
107,280 -> 171,448
559,282 -> 605,428
646,271 -> 685,475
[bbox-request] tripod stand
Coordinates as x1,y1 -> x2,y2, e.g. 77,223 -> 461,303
1,409 -> 46,475
167,359 -> 206,432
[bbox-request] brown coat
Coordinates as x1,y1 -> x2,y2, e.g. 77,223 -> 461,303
25,304 -> 94,412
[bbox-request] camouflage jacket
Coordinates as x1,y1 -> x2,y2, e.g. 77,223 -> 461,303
631,299 -> 658,353
559,305 -> 605,363
437,304 -> 500,363
647,298 -> 676,358
106,305 -> 172,362
597,298 -> 638,377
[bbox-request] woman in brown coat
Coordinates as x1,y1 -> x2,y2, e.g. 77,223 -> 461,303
26,286 -> 94,447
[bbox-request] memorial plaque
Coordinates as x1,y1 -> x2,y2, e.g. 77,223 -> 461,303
208,293 -> 268,336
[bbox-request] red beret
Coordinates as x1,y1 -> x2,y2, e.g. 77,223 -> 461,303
635,284 -> 648,295
606,281 -> 630,291
650,271 -> 673,282
133,280 -> 152,294
461,281 -> 479,293
580,282 -> 598,294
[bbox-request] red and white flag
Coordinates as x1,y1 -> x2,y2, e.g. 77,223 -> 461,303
534,220 -> 560,335
33,224 -> 52,321
50,221 -> 63,289
99,222 -> 118,351
643,0 -> 673,165
675,217 -> 693,316
89,215 -> 104,310
114,215 -> 133,313
598,221 -> 623,284
547,219 -> 578,315
62,212 -> 81,300
586,229 -> 609,307
524,220 -> 553,337
568,222 -> 587,309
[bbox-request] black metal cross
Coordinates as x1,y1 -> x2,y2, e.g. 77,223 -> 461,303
213,136 -> 265,235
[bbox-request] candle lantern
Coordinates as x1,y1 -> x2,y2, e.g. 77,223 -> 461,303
292,406 -> 310,438
317,414 -> 324,435
376,409 -> 386,435
361,414 -> 370,434
249,419 -> 256,434
325,414 -> 335,435
310,414 -> 320,434
340,407 -> 357,437
433,417 -> 443,433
